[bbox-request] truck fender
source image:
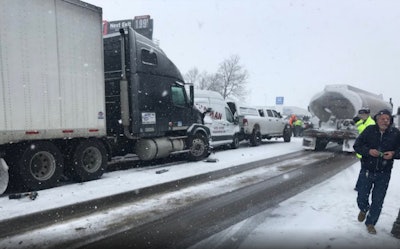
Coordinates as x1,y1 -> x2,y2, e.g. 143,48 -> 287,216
187,124 -> 211,139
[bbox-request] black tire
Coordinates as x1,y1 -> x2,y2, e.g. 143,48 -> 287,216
66,139 -> 107,182
230,134 -> 240,149
283,128 -> 291,142
250,130 -> 262,146
187,133 -> 209,161
9,141 -> 64,191
315,138 -> 329,151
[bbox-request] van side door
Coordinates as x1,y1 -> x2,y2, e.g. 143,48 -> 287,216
223,106 -> 239,138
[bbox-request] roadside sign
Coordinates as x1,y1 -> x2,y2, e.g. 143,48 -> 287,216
103,16 -> 154,40
276,96 -> 284,105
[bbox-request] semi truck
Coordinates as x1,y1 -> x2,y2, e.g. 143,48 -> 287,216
303,84 -> 393,151
0,0 -> 210,194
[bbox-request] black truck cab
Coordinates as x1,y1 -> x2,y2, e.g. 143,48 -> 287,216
103,27 -> 210,161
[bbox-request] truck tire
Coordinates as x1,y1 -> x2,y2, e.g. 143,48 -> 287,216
9,141 -> 64,191
230,134 -> 240,149
66,139 -> 107,182
315,138 -> 329,151
250,130 -> 262,146
187,133 -> 209,161
283,128 -> 291,142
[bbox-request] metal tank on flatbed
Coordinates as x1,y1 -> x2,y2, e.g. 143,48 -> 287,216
303,84 -> 393,151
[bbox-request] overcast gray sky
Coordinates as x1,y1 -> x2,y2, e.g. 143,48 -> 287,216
86,0 -> 400,110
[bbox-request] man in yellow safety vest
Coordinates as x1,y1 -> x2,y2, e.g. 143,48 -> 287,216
353,107 -> 375,191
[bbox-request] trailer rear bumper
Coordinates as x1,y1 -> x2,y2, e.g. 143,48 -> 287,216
302,136 -> 317,150
342,139 -> 355,152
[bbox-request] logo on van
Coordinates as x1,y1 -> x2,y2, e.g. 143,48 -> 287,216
195,103 -> 223,120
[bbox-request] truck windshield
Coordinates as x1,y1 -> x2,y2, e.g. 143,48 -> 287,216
171,86 -> 187,106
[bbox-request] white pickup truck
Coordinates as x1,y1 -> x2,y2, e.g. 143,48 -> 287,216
227,102 -> 292,146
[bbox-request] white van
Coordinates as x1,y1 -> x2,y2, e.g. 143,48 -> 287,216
194,90 -> 241,149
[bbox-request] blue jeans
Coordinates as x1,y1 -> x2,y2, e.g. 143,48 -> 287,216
357,168 -> 391,226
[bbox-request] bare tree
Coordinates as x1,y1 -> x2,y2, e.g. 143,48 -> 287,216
216,55 -> 248,100
200,72 -> 222,91
184,55 -> 249,101
197,71 -> 210,90
184,67 -> 200,85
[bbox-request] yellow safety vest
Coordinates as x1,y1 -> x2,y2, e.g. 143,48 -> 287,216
294,119 -> 303,126
355,116 -> 375,158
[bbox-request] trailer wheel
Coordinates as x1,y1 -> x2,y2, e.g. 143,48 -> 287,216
315,138 -> 329,151
10,141 -> 63,191
66,139 -> 107,182
230,134 -> 240,149
188,133 -> 209,161
250,129 -> 262,146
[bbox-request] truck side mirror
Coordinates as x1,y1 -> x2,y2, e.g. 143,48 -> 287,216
188,84 -> 194,106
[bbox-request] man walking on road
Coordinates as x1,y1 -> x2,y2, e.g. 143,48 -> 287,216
353,109 -> 400,235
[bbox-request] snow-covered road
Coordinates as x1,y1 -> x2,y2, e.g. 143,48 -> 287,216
1,137 -> 400,249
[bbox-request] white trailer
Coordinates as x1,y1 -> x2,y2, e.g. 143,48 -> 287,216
0,0 -> 211,194
0,0 -> 106,193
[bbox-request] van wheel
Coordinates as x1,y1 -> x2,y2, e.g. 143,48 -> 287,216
66,139 -> 107,182
9,141 -> 63,191
250,130 -> 262,146
188,133 -> 209,161
230,134 -> 240,149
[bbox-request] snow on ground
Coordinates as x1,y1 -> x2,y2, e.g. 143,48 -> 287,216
0,138 -> 303,221
1,137 -> 400,249
190,145 -> 400,249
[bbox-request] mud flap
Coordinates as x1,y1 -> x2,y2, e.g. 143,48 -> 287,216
302,136 -> 316,150
342,139 -> 355,152
0,158 -> 9,194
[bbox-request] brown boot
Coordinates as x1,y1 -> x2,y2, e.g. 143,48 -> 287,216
358,211 -> 366,222
367,224 -> 377,234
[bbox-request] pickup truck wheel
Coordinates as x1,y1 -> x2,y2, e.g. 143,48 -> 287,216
230,134 -> 240,149
188,133 -> 209,161
250,130 -> 262,146
66,139 -> 107,182
283,128 -> 291,142
9,141 -> 63,191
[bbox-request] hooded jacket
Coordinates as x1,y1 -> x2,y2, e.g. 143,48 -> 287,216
353,124 -> 400,172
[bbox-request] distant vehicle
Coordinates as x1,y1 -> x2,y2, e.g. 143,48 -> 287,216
0,0 -> 210,194
227,102 -> 292,146
303,84 -> 393,151
194,90 -> 241,149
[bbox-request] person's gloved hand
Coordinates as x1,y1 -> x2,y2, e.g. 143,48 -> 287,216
353,116 -> 360,123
